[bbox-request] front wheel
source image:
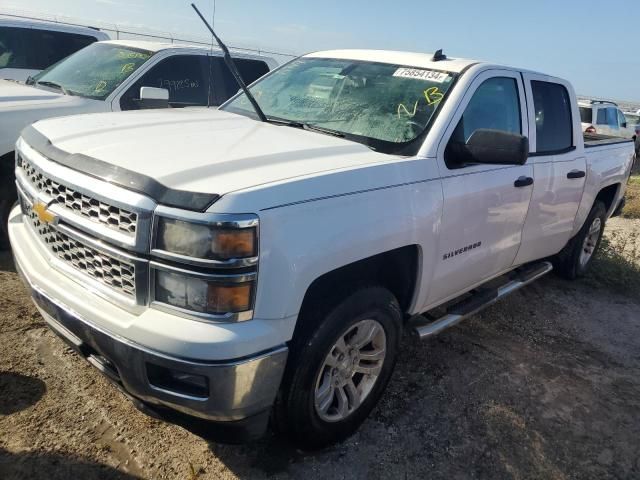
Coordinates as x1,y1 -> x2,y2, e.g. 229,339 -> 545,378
554,201 -> 607,279
0,199 -> 13,251
274,287 -> 402,449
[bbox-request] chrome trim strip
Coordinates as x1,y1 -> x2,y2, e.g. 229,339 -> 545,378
151,205 -> 259,269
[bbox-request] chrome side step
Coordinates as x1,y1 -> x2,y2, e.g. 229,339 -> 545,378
412,261 -> 553,339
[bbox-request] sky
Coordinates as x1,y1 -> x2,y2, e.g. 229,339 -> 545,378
4,0 -> 639,102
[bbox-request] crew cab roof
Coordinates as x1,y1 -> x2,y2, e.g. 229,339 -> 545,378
305,49 -> 479,73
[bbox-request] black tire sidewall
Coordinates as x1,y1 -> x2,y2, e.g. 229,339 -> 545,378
281,287 -> 402,449
0,199 -> 11,250
568,201 -> 607,277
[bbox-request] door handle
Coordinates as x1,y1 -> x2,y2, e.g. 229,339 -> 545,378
567,170 -> 586,179
514,176 -> 534,188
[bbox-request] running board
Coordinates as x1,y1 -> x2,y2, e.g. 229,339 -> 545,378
412,261 -> 553,339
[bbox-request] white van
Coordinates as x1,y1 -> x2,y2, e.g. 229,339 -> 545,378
0,16 -> 109,82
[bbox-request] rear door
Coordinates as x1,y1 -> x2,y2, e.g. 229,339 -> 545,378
427,69 -> 533,305
515,75 -> 586,264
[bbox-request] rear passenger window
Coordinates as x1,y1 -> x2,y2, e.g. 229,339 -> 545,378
0,26 -> 97,70
531,81 -> 573,153
579,107 -> 592,124
213,57 -> 270,103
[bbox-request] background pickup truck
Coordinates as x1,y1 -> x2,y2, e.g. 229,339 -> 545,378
9,49 -> 635,448
0,39 -> 275,248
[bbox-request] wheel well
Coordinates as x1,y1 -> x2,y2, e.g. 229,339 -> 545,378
294,246 -> 419,338
595,184 -> 620,214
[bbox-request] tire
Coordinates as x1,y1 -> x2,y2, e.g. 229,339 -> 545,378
274,286 -> 402,449
0,199 -> 12,251
553,201 -> 607,279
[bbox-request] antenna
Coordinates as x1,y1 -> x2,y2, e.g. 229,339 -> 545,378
432,49 -> 447,62
191,3 -> 267,122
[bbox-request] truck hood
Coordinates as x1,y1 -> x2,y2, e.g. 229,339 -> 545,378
0,79 -> 75,108
31,108 -> 392,197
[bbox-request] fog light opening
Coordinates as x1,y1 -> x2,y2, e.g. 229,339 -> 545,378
146,363 -> 209,399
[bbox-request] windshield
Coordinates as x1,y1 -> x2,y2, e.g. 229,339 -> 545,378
624,113 -> 640,126
31,43 -> 153,100
222,57 -> 456,154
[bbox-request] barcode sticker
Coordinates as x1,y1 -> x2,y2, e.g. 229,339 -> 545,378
393,68 -> 449,83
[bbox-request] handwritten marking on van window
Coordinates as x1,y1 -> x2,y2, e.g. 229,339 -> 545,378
158,78 -> 200,92
393,68 -> 449,83
397,100 -> 419,119
121,63 -> 135,74
94,80 -> 107,93
423,87 -> 444,106
117,51 -> 151,60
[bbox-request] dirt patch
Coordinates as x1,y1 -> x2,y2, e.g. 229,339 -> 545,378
2,220 -> 640,479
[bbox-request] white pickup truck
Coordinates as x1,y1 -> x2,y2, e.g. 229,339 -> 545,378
0,39 -> 275,248
9,49 -> 634,448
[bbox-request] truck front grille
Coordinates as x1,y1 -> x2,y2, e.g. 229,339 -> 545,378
27,208 -> 136,298
19,155 -> 138,236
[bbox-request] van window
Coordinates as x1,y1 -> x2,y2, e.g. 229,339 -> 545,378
0,26 -> 97,70
606,108 -> 619,128
531,81 -> 573,153
213,57 -> 270,102
120,55 -> 209,110
445,76 -> 521,168
579,107 -> 592,124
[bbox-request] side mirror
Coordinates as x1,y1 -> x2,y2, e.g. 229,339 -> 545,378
449,129 -> 529,167
139,87 -> 169,109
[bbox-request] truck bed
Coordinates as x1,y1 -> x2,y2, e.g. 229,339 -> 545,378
584,132 -> 634,148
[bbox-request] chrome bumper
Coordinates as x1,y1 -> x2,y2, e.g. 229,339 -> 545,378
13,254 -> 287,437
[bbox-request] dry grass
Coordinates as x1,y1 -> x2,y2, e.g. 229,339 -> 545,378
586,227 -> 640,295
621,175 -> 640,219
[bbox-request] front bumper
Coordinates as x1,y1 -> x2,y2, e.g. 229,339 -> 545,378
9,206 -> 288,440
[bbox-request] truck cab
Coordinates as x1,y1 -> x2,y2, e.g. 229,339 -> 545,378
8,49 -> 635,448
0,39 -> 276,247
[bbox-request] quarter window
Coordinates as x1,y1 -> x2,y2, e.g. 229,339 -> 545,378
531,81 -> 573,153
445,76 -> 521,168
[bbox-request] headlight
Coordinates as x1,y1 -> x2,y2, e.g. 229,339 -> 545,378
155,216 -> 257,262
154,267 -> 255,319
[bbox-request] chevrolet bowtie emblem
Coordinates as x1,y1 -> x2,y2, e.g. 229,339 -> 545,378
33,202 -> 57,225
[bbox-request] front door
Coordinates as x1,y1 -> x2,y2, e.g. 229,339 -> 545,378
426,70 -> 533,306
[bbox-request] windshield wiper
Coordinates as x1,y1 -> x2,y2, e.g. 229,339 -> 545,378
265,117 -> 345,137
191,3 -> 267,122
36,81 -> 72,96
303,123 -> 345,138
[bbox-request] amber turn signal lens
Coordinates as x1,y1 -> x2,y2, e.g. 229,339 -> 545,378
206,283 -> 253,313
211,229 -> 256,259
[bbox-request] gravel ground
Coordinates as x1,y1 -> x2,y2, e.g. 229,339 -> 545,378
1,221 -> 640,480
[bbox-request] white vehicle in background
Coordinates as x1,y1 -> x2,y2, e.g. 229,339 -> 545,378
579,100 -> 636,139
0,39 -> 276,247
9,48 -> 635,447
623,112 -> 640,155
0,15 -> 109,82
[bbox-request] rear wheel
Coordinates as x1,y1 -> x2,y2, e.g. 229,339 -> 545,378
554,201 -> 607,279
274,287 -> 402,449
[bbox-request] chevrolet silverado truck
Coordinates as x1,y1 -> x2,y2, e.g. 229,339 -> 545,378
0,39 -> 275,249
9,49 -> 635,448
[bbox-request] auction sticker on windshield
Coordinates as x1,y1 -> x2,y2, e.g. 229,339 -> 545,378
393,68 -> 450,83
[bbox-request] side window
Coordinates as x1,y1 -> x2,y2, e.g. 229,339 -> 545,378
531,80 -> 573,154
34,30 -> 97,68
120,55 -> 209,110
212,57 -> 270,104
445,77 -> 521,168
0,26 -> 26,68
606,108 -> 619,128
617,109 -> 627,128
596,108 -> 607,125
